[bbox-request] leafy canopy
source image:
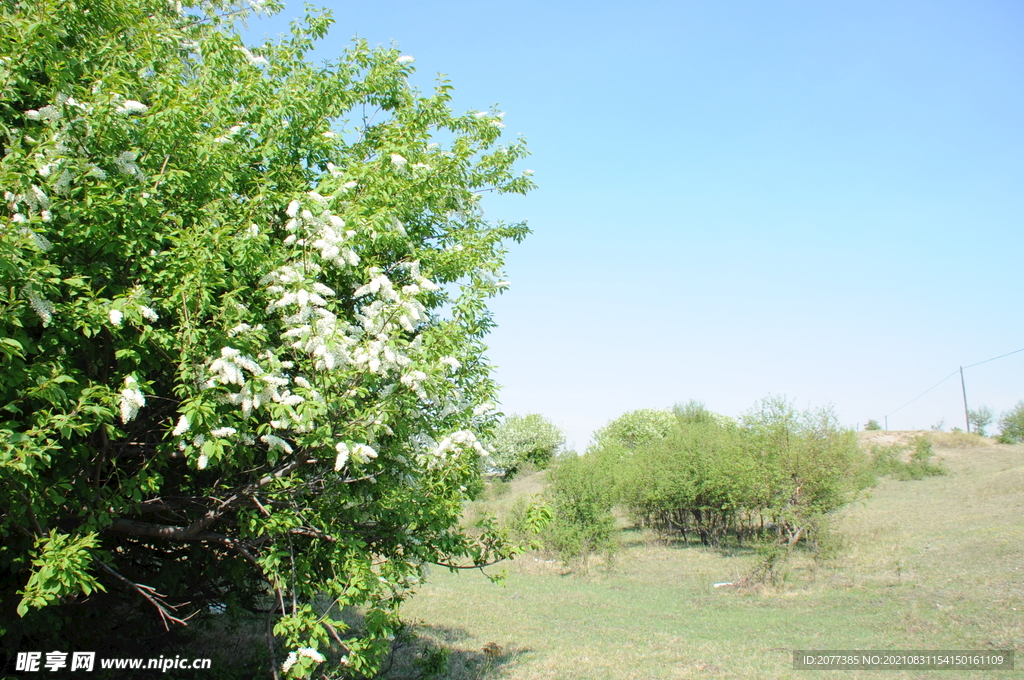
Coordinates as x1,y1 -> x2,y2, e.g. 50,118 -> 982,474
0,0 -> 534,675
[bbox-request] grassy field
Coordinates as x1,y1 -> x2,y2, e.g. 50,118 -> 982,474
384,433 -> 1023,679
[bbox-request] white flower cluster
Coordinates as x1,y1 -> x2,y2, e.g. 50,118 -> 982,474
235,45 -> 269,67
113,151 -> 144,180
119,376 -> 146,424
172,415 -> 190,436
282,193 -> 359,269
281,647 -> 325,675
195,194 -> 459,469
333,442 -> 378,470
207,346 -> 263,386
107,288 -> 158,328
22,284 -> 54,326
419,430 -> 486,469
114,99 -> 149,115
260,433 -> 293,454
6,186 -> 54,248
400,370 -> 428,401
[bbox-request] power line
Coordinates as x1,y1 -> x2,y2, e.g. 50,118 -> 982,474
884,345 -> 1024,420
963,346 -> 1024,370
886,370 -> 958,417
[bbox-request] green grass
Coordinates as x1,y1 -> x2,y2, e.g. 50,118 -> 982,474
387,440 -> 1024,679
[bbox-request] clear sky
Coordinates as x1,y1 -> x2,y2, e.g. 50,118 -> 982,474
245,1 -> 1024,451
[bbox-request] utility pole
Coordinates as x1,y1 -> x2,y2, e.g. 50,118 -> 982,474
960,366 -> 970,432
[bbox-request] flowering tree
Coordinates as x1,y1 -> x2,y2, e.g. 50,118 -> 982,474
0,0 -> 534,675
487,413 -> 564,478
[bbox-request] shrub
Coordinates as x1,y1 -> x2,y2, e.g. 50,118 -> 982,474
998,401 -> 1024,444
542,455 -> 617,568
865,419 -> 882,431
607,396 -> 871,549
870,438 -> 946,480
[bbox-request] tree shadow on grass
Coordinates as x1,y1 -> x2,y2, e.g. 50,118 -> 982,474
376,622 -> 530,680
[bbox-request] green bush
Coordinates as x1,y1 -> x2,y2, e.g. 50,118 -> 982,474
870,438 -> 945,481
865,419 -> 882,430
998,401 -> 1024,444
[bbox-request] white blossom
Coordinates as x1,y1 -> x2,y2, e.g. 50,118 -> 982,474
473,402 -> 496,417
282,652 -> 298,674
389,153 -> 407,168
261,434 -> 293,454
139,305 -> 159,322
351,443 -> 378,464
119,376 -> 146,423
298,648 -> 325,663
236,45 -> 269,66
285,200 -> 300,217
439,356 -> 461,370
197,454 -> 209,469
107,308 -> 122,326
22,228 -> 52,252
113,150 -> 144,179
115,100 -> 149,114
210,427 -> 236,438
30,185 -> 50,209
24,286 -> 54,326
172,415 -> 190,436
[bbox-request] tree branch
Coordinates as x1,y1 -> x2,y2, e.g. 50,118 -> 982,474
182,458 -> 306,537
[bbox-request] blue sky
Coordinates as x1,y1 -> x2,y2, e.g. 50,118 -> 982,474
245,1 -> 1024,450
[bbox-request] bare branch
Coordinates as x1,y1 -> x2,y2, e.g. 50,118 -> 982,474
94,559 -> 196,630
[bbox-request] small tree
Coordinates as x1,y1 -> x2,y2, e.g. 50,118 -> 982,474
865,419 -> 882,431
968,405 -> 995,436
998,401 -> 1024,444
486,413 -> 564,478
